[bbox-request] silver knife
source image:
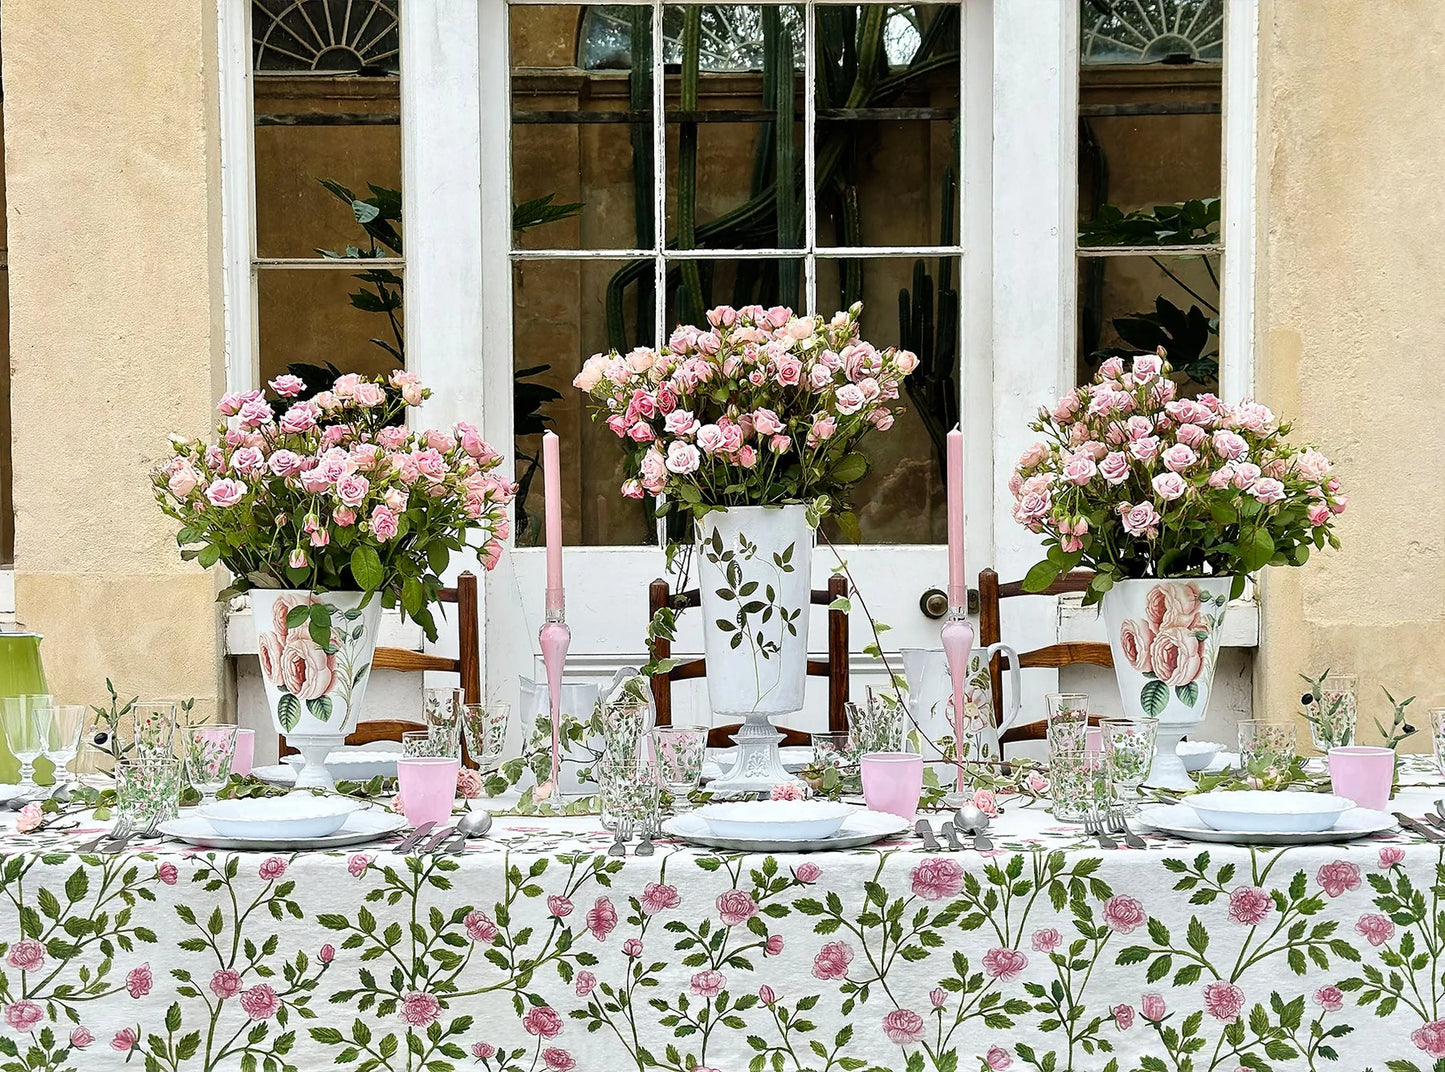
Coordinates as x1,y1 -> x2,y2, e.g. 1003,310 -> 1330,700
1435,799 -> 1445,824
418,826 -> 457,854
1394,812 -> 1442,842
393,820 -> 438,853
914,819 -> 941,851
1425,813 -> 1445,836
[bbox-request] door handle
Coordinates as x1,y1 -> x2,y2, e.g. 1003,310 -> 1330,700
920,587 -> 978,619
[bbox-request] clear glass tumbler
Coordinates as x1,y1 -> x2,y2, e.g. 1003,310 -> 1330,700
1238,719 -> 1297,775
1307,674 -> 1358,751
847,695 -> 904,755
1100,717 -> 1158,814
651,725 -> 707,808
420,688 -> 464,755
116,755 -> 184,830
461,703 -> 510,773
1050,748 -> 1112,823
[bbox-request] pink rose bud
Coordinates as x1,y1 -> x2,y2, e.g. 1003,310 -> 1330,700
70,1027 -> 94,1048
758,985 -> 776,1005
930,988 -> 947,1008
319,944 -> 335,963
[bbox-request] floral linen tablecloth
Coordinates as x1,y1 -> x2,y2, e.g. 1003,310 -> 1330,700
2,784 -> 1444,1072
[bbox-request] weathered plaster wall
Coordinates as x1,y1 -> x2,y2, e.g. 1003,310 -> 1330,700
1254,0 -> 1445,747
1,2 -> 227,717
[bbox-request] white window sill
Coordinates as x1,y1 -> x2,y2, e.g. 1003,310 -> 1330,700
1057,593 -> 1259,648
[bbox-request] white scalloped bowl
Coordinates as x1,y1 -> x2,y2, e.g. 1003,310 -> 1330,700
198,795 -> 362,839
1177,740 -> 1224,772
1183,790 -> 1355,833
697,800 -> 857,841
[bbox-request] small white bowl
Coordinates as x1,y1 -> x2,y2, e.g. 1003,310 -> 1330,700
199,796 -> 361,839
1183,790 -> 1355,833
698,800 -> 857,841
1177,740 -> 1223,772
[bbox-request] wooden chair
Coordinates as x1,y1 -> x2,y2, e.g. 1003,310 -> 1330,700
279,572 -> 481,765
977,567 -> 1113,745
648,574 -> 850,748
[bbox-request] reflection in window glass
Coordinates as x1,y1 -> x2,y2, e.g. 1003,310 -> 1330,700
1080,0 -> 1223,66
251,0 -> 404,393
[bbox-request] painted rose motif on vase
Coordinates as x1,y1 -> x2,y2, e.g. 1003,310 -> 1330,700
1115,580 -> 1227,716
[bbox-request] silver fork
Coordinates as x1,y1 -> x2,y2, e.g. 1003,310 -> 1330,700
76,820 -> 131,855
1106,807 -> 1149,850
1083,810 -> 1118,850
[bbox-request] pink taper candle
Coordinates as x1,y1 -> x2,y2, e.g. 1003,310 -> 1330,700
542,431 -> 564,617
942,425 -> 974,792
946,426 -> 965,609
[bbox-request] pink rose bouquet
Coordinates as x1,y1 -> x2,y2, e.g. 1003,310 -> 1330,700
154,371 -> 515,639
1013,352 -> 1345,602
573,302 -> 915,536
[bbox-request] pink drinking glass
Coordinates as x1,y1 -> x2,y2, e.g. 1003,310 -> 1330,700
1328,745 -> 1394,811
397,757 -> 460,828
860,751 -> 924,819
232,729 -> 255,778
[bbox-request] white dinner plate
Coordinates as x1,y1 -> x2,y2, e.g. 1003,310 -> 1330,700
697,800 -> 858,840
159,808 -> 405,851
1136,803 -> 1395,845
663,808 -> 909,852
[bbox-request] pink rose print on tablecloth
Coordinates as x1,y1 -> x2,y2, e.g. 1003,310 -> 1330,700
575,971 -> 597,997
157,862 -> 178,885
240,984 -> 279,1020
4,1000 -> 43,1032
812,940 -> 854,980
881,1009 -> 925,1045
1314,986 -> 1344,1012
1228,886 -> 1273,926
758,985 -> 777,1005
1031,928 -> 1061,953
930,988 -> 947,1008
640,882 -> 680,916
983,948 -> 1027,982
258,856 -> 287,881
1202,981 -> 1245,1022
1102,895 -> 1147,933
910,857 -> 964,901
794,862 -> 821,884
1416,1020 -> 1445,1059
623,938 -> 644,958
319,944 -> 335,963
765,934 -> 784,956
211,969 -> 242,999
7,938 -> 44,971
348,853 -> 370,877
986,1045 -> 1013,1070
70,1027 -> 93,1048
690,970 -> 725,998
1141,993 -> 1167,1022
465,910 -> 498,942
112,1028 -> 139,1052
1379,846 -> 1405,868
471,1042 -> 496,1060
543,1048 -> 576,1072
587,897 -> 618,940
548,894 -> 574,918
523,1005 -> 563,1039
717,889 -> 758,926
126,964 -> 153,998
1113,1004 -> 1134,1030
1356,913 -> 1395,947
1317,860 -> 1361,898
400,992 -> 442,1027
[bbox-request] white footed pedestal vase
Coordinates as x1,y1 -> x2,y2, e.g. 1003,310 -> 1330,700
1101,576 -> 1232,791
696,505 -> 812,793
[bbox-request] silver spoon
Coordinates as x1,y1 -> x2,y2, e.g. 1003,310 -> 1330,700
953,805 -> 994,851
447,811 -> 492,854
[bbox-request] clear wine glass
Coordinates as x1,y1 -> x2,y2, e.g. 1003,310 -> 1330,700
183,725 -> 239,805
1,695 -> 47,793
35,703 -> 88,789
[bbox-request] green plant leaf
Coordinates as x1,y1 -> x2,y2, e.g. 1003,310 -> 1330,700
351,546 -> 384,591
1022,559 -> 1062,593
286,605 -> 312,629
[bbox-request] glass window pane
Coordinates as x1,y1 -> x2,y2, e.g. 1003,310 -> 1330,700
257,267 -> 403,388
815,4 -> 960,248
1077,2 -> 1221,239
511,5 -> 647,252
662,255 -> 804,333
252,2 -> 402,258
816,256 -> 958,544
1076,251 -> 1220,393
513,258 -> 656,547
662,5 -> 805,251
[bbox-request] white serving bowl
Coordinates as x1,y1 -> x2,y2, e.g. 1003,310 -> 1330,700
697,800 -> 857,841
1177,740 -> 1224,772
1182,790 -> 1355,833
199,795 -> 362,839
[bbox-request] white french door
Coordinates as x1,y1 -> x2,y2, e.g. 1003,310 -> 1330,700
474,0 -> 1054,732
